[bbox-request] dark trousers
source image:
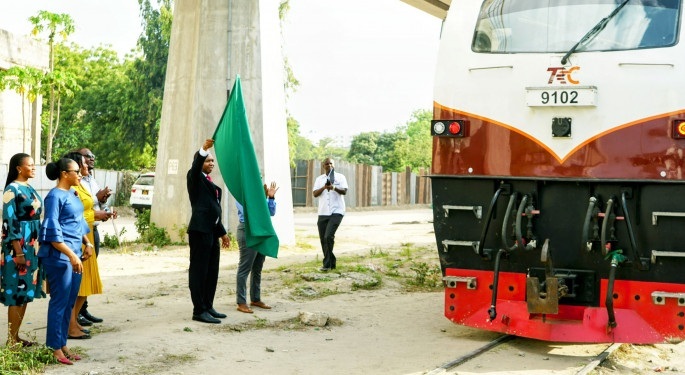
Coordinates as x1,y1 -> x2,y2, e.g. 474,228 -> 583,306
93,226 -> 100,257
188,230 -> 221,315
236,223 -> 266,304
317,214 -> 344,269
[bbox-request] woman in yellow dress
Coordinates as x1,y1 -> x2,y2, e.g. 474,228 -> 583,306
64,152 -> 102,339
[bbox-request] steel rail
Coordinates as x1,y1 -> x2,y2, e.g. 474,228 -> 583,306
575,343 -> 623,375
426,335 -> 514,374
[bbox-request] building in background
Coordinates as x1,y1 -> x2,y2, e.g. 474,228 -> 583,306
0,29 -> 48,163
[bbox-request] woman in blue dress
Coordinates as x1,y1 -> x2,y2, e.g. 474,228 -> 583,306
1,153 -> 44,346
38,158 -> 93,365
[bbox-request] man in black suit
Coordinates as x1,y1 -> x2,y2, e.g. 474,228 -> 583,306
187,139 -> 231,324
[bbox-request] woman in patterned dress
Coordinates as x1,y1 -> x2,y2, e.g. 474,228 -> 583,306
1,153 -> 44,346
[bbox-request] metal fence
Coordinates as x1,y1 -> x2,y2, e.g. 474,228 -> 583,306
0,164 -> 125,207
290,159 -> 431,208
0,161 -> 430,211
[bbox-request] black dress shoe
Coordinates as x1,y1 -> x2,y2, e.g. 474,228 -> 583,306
192,312 -> 221,324
207,308 -> 227,319
81,309 -> 103,323
67,333 -> 91,339
77,315 -> 93,326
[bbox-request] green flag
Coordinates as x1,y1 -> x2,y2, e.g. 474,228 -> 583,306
212,75 -> 279,258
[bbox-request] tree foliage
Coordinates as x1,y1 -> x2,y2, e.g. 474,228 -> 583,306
347,132 -> 379,165
287,118 -> 347,163
41,0 -> 172,169
52,44 -> 134,165
29,10 -> 76,161
122,0 -> 173,159
287,116 -> 313,165
399,109 -> 432,170
346,109 -> 432,172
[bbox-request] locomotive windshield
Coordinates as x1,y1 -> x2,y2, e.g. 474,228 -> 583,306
472,0 -> 681,53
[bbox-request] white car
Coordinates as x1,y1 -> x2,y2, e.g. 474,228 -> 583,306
130,173 -> 154,210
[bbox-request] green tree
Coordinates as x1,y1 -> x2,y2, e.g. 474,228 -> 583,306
29,10 -> 75,161
347,132 -> 379,165
280,0 -> 304,166
52,1 -> 171,169
120,0 -> 173,160
287,116 -> 314,165
400,109 -> 432,170
312,137 -> 347,161
376,131 -> 408,172
41,68 -> 81,158
52,44 -> 133,163
346,110 -> 431,171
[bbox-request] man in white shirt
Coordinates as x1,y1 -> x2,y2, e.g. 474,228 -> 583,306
312,158 -> 348,271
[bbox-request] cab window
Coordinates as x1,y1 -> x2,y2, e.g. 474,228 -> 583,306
472,0 -> 680,53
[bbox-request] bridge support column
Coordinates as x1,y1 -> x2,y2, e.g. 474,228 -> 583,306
153,0 -> 295,245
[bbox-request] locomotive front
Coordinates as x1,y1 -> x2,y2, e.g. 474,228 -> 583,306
431,0 -> 685,343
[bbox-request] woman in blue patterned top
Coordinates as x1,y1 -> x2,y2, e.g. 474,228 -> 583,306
38,158 -> 93,365
1,153 -> 44,347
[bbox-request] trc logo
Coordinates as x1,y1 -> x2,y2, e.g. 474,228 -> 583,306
547,66 -> 580,84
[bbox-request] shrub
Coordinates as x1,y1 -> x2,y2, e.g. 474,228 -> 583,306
134,208 -> 171,247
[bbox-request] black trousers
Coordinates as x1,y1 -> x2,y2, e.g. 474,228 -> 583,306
317,214 -> 344,269
188,230 -> 221,315
93,226 -> 100,257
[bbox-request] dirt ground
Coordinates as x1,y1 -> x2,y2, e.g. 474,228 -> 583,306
4,207 -> 685,374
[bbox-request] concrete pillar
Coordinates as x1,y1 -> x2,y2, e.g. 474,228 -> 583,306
152,0 -> 295,245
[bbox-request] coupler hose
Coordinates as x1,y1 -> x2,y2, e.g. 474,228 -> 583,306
581,197 -> 597,252
620,191 -> 641,265
605,250 -> 626,329
488,248 -> 506,321
501,193 -> 518,252
477,187 -> 503,257
601,197 -> 615,255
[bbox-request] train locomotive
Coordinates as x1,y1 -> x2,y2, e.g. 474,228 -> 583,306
431,0 -> 685,343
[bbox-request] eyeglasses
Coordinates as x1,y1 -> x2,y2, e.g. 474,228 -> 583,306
81,153 -> 95,160
65,170 -> 82,176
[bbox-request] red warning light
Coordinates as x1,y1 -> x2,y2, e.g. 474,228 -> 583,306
449,121 -> 461,135
678,122 -> 685,137
431,119 -> 467,137
673,120 -> 685,139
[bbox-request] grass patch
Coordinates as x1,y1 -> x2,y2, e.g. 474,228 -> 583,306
134,351 -> 198,374
0,343 -> 57,374
405,261 -> 443,291
295,238 -> 315,250
351,274 -> 382,290
265,243 -> 442,299
88,324 -> 120,335
219,316 -> 313,333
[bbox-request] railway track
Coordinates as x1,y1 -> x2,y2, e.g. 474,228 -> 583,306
426,336 -> 622,374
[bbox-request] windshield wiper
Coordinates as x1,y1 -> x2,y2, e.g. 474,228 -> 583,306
561,0 -> 631,64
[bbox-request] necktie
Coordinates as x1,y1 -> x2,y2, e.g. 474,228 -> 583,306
206,175 -> 218,198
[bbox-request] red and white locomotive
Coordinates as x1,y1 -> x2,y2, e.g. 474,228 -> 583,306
431,0 -> 685,343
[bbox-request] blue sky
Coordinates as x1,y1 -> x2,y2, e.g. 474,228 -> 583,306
0,0 -> 442,144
